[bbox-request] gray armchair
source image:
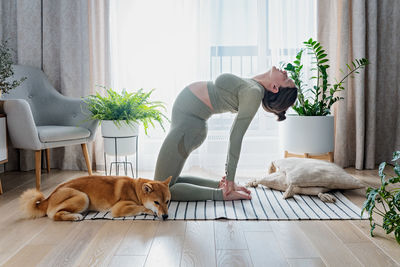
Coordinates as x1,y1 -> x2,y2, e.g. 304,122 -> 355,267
2,65 -> 98,190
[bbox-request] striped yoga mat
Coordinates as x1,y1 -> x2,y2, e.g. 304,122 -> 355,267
82,187 -> 368,221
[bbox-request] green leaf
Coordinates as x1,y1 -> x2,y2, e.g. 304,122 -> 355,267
393,151 -> 400,161
395,227 -> 400,245
379,162 -> 386,178
368,221 -> 376,237
394,165 -> 400,176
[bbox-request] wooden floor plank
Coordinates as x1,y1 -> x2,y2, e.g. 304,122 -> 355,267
37,220 -> 106,267
325,220 -> 369,243
297,221 -> 363,266
215,221 -> 247,249
181,221 -> 216,267
216,250 -> 253,267
345,242 -> 398,267
109,256 -> 146,267
287,258 -> 326,267
0,217 -> 51,265
29,221 -> 78,245
115,221 -> 159,256
3,245 -> 54,267
350,220 -> 400,264
245,231 -> 288,267
144,220 -> 185,267
236,220 -> 272,232
144,236 -> 184,267
270,221 -> 320,259
155,220 -> 186,236
74,221 -> 132,267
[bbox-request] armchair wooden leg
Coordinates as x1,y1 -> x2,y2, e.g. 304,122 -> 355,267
35,150 -> 41,190
81,143 -> 93,175
328,152 -> 334,162
0,179 -> 3,195
46,149 -> 50,173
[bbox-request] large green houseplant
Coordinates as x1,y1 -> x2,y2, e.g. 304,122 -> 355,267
85,87 -> 168,157
279,38 -> 368,157
85,86 -> 168,134
362,151 -> 400,245
284,38 -> 369,116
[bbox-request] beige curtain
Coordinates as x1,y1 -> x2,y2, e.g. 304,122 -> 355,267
0,0 -> 110,172
318,0 -> 400,169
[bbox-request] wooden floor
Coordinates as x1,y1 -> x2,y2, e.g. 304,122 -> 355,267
0,168 -> 399,267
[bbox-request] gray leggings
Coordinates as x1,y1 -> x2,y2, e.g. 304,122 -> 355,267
154,87 -> 223,201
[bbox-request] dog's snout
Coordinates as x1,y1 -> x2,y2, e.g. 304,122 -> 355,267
162,214 -> 168,220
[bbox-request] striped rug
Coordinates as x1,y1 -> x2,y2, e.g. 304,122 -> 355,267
82,187 -> 368,221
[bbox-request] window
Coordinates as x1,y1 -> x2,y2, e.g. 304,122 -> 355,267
110,0 -> 316,174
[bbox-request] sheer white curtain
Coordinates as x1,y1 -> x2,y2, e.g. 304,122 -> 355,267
109,0 -> 316,176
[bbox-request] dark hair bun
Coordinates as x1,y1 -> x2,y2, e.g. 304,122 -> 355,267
277,111 -> 286,121
262,86 -> 297,121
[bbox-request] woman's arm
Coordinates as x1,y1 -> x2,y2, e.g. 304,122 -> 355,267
225,88 -> 262,181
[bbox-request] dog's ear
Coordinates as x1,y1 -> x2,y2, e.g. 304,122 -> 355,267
142,183 -> 153,193
163,176 -> 172,186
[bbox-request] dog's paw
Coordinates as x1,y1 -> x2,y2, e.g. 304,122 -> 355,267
72,214 -> 83,221
246,180 -> 259,188
318,193 -> 336,203
143,208 -> 156,216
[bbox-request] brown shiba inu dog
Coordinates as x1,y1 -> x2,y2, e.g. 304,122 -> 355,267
20,175 -> 172,221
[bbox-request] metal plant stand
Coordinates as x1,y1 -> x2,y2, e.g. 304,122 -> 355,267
103,135 -> 138,177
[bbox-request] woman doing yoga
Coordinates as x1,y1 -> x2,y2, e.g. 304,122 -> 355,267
154,66 -> 297,201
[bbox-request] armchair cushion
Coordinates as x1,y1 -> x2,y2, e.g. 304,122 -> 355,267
37,126 -> 90,143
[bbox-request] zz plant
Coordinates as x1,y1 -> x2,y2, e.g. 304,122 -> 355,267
284,38 -> 369,116
84,87 -> 169,135
362,151 -> 400,245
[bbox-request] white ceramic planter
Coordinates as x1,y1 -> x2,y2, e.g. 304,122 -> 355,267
279,115 -> 334,155
101,120 -> 139,156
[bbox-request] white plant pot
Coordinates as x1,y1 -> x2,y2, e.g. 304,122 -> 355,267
279,115 -> 334,155
101,120 -> 139,156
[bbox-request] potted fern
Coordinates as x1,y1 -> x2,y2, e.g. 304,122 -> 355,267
280,38 -> 369,158
85,87 -> 168,156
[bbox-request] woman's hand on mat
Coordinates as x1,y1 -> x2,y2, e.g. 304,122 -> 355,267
221,178 -> 252,200
220,176 -> 251,195
218,176 -> 227,189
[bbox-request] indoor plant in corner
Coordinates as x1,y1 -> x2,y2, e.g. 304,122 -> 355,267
281,38 -> 368,160
0,41 -> 26,100
85,87 -> 168,156
362,151 -> 400,245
